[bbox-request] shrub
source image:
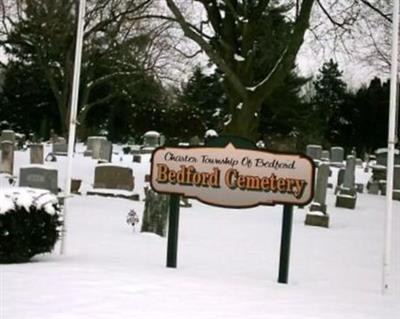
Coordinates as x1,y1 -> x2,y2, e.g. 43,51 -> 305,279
0,189 -> 62,263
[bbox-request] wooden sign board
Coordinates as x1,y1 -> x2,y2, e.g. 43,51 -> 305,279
150,143 -> 315,208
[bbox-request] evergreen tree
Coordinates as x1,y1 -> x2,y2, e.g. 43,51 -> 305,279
179,67 -> 227,132
312,59 -> 348,145
352,77 -> 391,153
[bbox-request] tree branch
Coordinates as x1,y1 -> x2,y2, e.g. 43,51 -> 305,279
358,0 -> 392,23
165,0 -> 247,100
252,0 -> 314,104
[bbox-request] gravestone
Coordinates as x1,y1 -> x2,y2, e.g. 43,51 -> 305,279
141,187 -> 169,237
84,136 -> 105,157
0,130 -> 16,144
393,165 -> 400,200
334,168 -> 345,194
330,146 -> 344,166
306,145 -> 322,161
53,140 -> 68,155
19,166 -> 58,194
321,150 -> 330,161
93,165 -> 134,190
375,148 -> 400,166
160,134 -> 166,146
71,179 -> 82,194
367,180 -> 380,195
306,163 -> 330,228
393,165 -> 400,190
99,140 -> 113,162
143,131 -> 160,148
91,137 -> 107,159
311,164 -> 330,213
336,156 -> 357,209
0,141 -> 14,175
356,158 -> 363,167
133,155 -> 142,163
30,144 -> 44,164
141,131 -> 160,154
342,156 -> 356,191
87,165 -> 139,200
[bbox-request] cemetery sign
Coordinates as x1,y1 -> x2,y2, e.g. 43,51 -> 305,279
151,143 -> 315,208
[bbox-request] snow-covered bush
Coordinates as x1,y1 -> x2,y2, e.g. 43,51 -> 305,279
0,188 -> 62,263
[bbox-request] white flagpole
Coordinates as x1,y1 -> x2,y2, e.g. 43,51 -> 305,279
383,0 -> 399,294
60,0 -> 86,255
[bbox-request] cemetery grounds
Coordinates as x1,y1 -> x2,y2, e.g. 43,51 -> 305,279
0,143 -> 399,319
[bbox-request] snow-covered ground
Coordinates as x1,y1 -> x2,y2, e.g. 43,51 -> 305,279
1,144 -> 399,319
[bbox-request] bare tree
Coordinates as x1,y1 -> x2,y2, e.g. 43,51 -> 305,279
162,0 -> 396,140
308,0 -> 394,73
0,0 -> 178,136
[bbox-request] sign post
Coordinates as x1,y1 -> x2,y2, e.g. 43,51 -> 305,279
166,194 -> 180,268
278,204 -> 294,284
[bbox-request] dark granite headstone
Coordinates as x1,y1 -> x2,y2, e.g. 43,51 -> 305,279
93,165 -> 134,191
53,141 -> 68,155
19,166 -> 58,194
330,146 -> 344,166
306,145 -> 322,160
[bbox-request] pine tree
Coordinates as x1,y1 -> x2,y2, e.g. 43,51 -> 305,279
312,59 -> 348,144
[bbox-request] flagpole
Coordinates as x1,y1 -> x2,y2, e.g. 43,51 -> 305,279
383,0 -> 399,294
60,0 -> 86,255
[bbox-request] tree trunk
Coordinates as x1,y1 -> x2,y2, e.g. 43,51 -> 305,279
222,94 -> 262,142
